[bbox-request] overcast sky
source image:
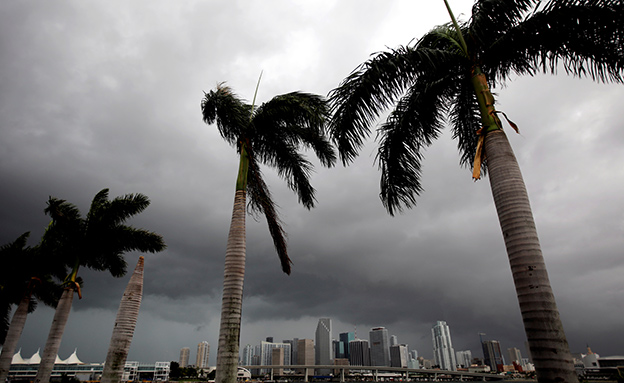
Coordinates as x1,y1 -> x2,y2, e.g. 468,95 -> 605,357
1,0 -> 623,367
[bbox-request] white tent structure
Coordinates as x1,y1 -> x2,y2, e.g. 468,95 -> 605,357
12,349 -> 84,365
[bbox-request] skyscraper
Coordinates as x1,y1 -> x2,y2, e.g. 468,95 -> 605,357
348,339 -> 370,366
390,344 -> 408,367
315,318 -> 332,374
455,350 -> 472,368
431,321 -> 457,371
196,341 -> 210,368
482,340 -> 504,372
297,339 -> 315,375
179,347 -> 190,368
339,332 -> 355,360
507,347 -> 523,365
241,344 -> 254,366
369,327 -> 390,366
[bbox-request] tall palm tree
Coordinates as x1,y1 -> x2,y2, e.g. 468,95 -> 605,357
101,256 -> 145,383
0,233 -> 65,383
34,189 -> 165,383
201,83 -> 336,383
328,1 -> 623,382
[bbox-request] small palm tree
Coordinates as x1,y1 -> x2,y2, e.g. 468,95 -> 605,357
101,256 -> 146,383
0,233 -> 65,383
201,83 -> 336,383
328,1 -> 623,382
34,189 -> 165,383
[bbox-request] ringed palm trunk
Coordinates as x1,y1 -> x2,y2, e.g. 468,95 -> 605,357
484,129 -> 578,383
35,287 -> 75,383
0,293 -> 31,382
215,189 -> 247,383
101,256 -> 145,383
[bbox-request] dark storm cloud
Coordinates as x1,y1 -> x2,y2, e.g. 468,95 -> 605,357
1,0 -> 622,367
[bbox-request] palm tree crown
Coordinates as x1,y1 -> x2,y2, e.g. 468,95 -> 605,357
201,84 -> 336,273
329,0 -> 624,215
328,1 -> 623,382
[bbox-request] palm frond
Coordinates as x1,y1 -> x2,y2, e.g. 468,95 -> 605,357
105,193 -> 151,225
246,155 -> 292,275
469,0 -> 537,50
376,76 -> 452,215
484,1 -> 624,84
201,83 -> 252,147
329,44 -> 465,164
253,92 -> 337,167
449,77 -> 484,171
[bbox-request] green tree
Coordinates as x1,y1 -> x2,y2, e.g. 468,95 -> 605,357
201,83 -> 336,383
34,189 -> 166,383
328,1 -> 623,382
0,233 -> 65,382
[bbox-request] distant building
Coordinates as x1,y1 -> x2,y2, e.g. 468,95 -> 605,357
431,321 -> 456,371
507,347 -> 522,366
315,318 -> 333,374
8,350 -> 169,382
272,348 -> 284,375
196,341 -> 210,368
241,344 -> 254,366
260,341 -> 291,366
369,327 -> 390,366
179,347 -> 190,368
349,339 -> 371,366
339,332 -> 355,360
482,340 -> 504,372
456,350 -> 472,368
390,335 -> 398,346
408,350 -> 420,369
297,338 -> 315,375
390,344 -> 408,368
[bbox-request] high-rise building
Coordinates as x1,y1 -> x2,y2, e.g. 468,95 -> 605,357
507,347 -> 523,365
297,339 -> 315,375
431,321 -> 457,371
272,348 -> 285,375
196,341 -> 210,368
482,340 -> 504,372
408,350 -> 420,369
349,339 -> 370,366
315,318 -> 332,374
260,341 -> 292,366
290,338 -> 299,368
339,332 -> 355,360
455,350 -> 472,368
179,347 -> 190,368
390,344 -> 408,368
242,344 -> 254,366
369,327 -> 390,366
390,335 -> 398,346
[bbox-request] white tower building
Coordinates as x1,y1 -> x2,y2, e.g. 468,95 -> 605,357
196,341 -> 210,368
431,321 -> 457,371
179,347 -> 190,368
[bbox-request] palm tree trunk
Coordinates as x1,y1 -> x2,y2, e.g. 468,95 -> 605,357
101,256 -> 145,383
35,287 -> 75,383
484,129 -> 578,383
0,293 -> 31,382
215,189 -> 247,383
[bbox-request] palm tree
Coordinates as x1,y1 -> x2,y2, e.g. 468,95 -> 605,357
328,1 -> 623,382
101,256 -> 145,383
34,189 -> 165,383
201,83 -> 336,383
0,233 -> 65,383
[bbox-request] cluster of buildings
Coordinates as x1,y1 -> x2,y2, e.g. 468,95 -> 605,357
230,318 -> 540,377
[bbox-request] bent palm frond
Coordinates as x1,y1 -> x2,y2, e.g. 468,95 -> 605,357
246,154 -> 291,274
